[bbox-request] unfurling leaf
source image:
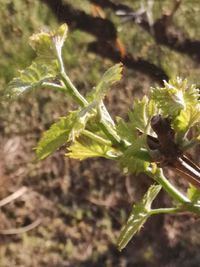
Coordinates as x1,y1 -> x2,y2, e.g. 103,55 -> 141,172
87,63 -> 123,103
128,96 -> 156,133
116,97 -> 157,175
151,78 -> 200,142
151,78 -> 199,119
117,184 -> 161,251
29,24 -> 68,59
5,24 -> 69,99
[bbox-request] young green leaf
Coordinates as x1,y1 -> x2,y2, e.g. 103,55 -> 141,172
66,135 -> 119,160
5,62 -> 57,98
151,78 -> 199,119
173,105 -> 200,141
129,97 -> 147,130
151,78 -> 200,142
119,135 -> 152,175
116,116 -> 134,143
187,185 -> 200,205
117,184 -> 162,251
5,24 -> 69,99
87,63 -> 123,103
116,98 -> 157,175
36,104 -> 97,160
128,96 -> 153,133
85,63 -> 123,145
29,24 -> 68,59
116,97 -> 157,144
36,112 -> 78,160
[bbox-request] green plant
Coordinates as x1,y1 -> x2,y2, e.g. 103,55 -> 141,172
5,24 -> 200,251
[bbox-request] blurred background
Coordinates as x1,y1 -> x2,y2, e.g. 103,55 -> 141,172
0,0 -> 200,266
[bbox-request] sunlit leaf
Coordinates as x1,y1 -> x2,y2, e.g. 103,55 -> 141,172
151,78 -> 200,142
5,61 -> 57,98
87,63 -> 123,103
117,184 -> 162,251
173,106 -> 200,140
151,77 -> 199,118
36,104 -> 97,160
67,135 -> 118,160
5,24 -> 68,99
187,185 -> 200,205
36,112 -> 77,160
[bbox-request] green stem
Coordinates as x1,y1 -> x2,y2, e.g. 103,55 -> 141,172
98,121 -> 121,145
148,169 -> 200,215
97,104 -> 123,147
60,72 -> 88,107
60,74 -> 124,147
54,42 -> 125,148
149,207 -> 181,215
153,169 -> 189,203
42,82 -> 68,93
54,41 -> 88,108
82,129 -> 112,146
101,102 -> 115,126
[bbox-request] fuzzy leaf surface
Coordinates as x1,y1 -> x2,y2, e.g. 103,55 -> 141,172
151,78 -> 200,142
117,184 -> 162,251
29,24 -> 68,59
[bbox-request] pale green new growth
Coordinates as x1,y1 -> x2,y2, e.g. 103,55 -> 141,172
6,61 -> 57,98
29,23 -> 68,59
117,185 -> 162,251
151,78 -> 200,142
116,97 -> 157,175
87,63 -> 123,103
5,24 -> 200,252
36,112 -> 77,160
187,185 -> 200,205
6,24 -> 68,99
116,97 -> 157,144
119,135 -> 152,175
67,135 -> 118,160
35,63 -> 123,160
151,78 -> 199,117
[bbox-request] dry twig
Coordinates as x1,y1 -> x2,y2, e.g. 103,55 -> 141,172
0,219 -> 41,235
0,186 -> 27,208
